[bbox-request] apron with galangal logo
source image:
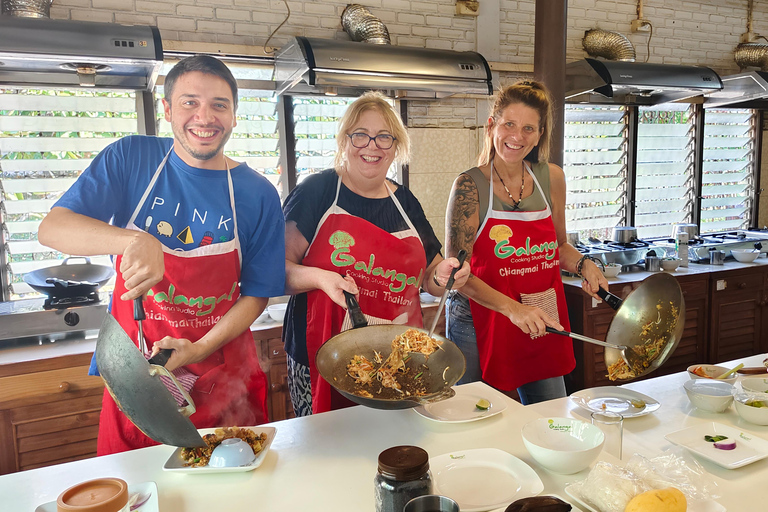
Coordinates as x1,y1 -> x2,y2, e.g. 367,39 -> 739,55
469,161 -> 574,391
302,175 -> 427,413
97,148 -> 269,455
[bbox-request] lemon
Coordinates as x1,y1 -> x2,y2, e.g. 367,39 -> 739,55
476,399 -> 491,410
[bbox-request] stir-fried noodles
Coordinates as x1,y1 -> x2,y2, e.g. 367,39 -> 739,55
180,427 -> 267,467
346,328 -> 441,397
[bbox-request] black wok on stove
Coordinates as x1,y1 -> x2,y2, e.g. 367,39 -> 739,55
24,257 -> 115,298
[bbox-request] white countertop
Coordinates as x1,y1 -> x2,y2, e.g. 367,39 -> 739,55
3,355 -> 767,511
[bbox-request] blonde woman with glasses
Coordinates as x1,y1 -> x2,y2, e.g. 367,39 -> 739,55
281,91 -> 470,416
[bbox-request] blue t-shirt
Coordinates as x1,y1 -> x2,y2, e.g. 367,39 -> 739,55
55,135 -> 285,298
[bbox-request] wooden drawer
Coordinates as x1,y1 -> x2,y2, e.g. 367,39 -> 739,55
267,338 -> 286,361
0,365 -> 103,403
711,270 -> 765,296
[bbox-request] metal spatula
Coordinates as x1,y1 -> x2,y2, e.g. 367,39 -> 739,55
427,250 -> 467,338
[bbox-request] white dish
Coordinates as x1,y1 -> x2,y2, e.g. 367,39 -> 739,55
163,426 -> 276,473
414,385 -> 508,423
665,421 -> 768,469
430,448 -> 544,512
564,481 -> 725,512
570,386 -> 660,418
36,481 -> 158,512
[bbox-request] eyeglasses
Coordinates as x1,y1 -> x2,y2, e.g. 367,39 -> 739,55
347,132 -> 397,150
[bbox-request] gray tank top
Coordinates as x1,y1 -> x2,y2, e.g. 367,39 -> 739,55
463,161 -> 552,225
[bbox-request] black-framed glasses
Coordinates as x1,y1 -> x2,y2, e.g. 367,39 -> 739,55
347,132 -> 397,150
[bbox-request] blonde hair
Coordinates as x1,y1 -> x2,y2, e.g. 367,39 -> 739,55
334,91 -> 410,171
478,80 -> 554,167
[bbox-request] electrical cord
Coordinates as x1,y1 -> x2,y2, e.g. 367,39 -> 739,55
263,0 -> 291,54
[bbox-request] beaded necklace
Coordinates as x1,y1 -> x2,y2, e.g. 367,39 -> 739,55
493,164 -> 525,209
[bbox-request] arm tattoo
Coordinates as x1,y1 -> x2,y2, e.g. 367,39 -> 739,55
447,174 -> 479,259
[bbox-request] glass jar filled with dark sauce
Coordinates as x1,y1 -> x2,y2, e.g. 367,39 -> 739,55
374,445 -> 432,512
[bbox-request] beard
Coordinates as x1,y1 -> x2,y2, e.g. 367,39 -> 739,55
172,122 -> 233,162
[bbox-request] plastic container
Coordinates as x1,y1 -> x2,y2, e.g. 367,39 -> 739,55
676,232 -> 689,267
374,446 -> 432,512
56,477 -> 129,512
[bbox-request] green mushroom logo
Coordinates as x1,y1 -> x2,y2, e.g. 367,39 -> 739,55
329,230 -> 356,249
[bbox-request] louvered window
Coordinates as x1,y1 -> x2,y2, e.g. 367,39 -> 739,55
563,105 -> 628,241
700,108 -> 756,234
635,104 -> 695,239
0,89 -> 137,299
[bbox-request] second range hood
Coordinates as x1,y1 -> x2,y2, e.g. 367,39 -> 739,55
274,36 -> 492,98
0,16 -> 162,91
703,71 -> 768,109
566,58 -> 722,105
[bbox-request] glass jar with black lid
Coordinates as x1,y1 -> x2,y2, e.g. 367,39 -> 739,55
374,445 -> 432,512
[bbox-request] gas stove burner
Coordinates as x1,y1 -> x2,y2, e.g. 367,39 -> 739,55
605,240 -> 651,250
703,231 -> 749,242
43,292 -> 102,310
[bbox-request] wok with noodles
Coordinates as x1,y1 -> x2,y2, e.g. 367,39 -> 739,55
181,427 -> 267,467
602,273 -> 685,382
316,324 -> 466,410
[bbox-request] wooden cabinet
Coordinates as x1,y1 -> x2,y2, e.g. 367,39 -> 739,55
252,326 -> 295,423
0,353 -> 104,476
708,266 -> 768,362
564,273 -> 710,391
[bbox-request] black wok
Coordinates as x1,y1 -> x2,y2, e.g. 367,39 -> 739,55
24,257 -> 115,297
315,323 -> 466,410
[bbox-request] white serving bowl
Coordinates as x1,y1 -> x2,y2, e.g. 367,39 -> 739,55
267,303 -> 288,322
521,417 -> 604,474
683,379 -> 734,413
686,364 -> 738,385
661,258 -> 681,271
733,391 -> 768,425
209,438 -> 256,468
602,263 -> 621,278
731,249 -> 760,263
252,310 -> 270,325
741,377 -> 768,394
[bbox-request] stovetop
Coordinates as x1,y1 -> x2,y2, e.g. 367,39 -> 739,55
1,293 -> 109,342
645,231 -> 768,262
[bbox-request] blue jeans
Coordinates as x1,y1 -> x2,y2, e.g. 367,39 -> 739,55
446,293 -> 567,405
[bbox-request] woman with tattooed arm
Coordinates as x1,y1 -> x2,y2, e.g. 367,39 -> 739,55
444,81 -> 607,404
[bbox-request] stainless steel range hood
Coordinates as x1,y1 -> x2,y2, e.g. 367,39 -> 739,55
703,71 -> 768,109
0,16 -> 162,91
274,36 -> 492,99
565,58 -> 722,105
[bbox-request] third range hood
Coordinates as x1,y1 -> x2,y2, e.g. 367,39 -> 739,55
274,36 -> 492,99
703,71 -> 768,109
0,16 -> 162,91
566,58 -> 722,105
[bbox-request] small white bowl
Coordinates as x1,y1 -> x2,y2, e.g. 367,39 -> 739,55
419,292 -> 439,303
741,377 -> 768,394
267,303 -> 287,322
686,364 -> 738,385
733,391 -> 768,425
731,249 -> 760,263
209,438 -> 256,467
602,263 -> 621,278
661,258 -> 681,271
521,417 -> 604,474
683,379 -> 734,413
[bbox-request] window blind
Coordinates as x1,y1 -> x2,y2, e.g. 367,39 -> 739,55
563,104 -> 628,241
0,88 -> 136,299
700,108 -> 755,234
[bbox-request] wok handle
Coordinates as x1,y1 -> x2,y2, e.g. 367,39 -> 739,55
596,287 -> 623,310
148,349 -> 174,367
443,249 -> 468,292
343,291 -> 368,329
133,297 -> 146,322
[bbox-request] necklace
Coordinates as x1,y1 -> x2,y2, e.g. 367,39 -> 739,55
493,164 -> 525,208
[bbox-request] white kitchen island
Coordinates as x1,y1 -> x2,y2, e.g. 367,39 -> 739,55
3,356 -> 767,511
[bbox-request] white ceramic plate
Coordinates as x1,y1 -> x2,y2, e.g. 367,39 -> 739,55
570,386 -> 660,418
36,481 -> 158,512
163,426 -> 276,473
414,385 -> 508,423
430,448 -> 544,512
565,480 -> 725,512
665,421 -> 768,469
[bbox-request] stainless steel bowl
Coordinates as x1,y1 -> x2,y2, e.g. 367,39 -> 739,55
612,226 -> 638,244
600,248 -> 645,266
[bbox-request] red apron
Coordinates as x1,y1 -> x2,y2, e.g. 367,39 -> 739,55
303,176 -> 426,413
469,161 -> 574,391
97,149 -> 269,455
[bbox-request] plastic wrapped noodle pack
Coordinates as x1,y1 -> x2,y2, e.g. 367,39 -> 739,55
577,448 -> 719,512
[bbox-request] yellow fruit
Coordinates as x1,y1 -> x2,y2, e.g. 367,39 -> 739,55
624,487 -> 686,512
